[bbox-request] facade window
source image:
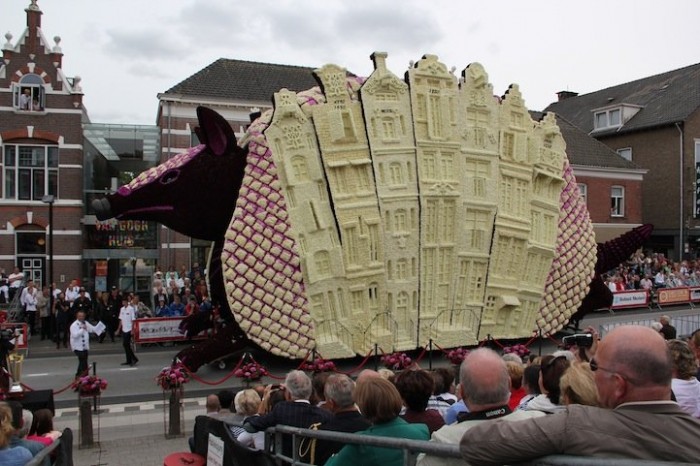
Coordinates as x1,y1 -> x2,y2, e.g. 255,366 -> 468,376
3,145 -> 58,200
389,162 -> 403,185
617,147 -> 632,161
13,74 -> 45,111
611,186 -> 625,217
314,250 -> 331,277
594,108 -> 622,129
291,156 -> 309,181
578,183 -> 588,205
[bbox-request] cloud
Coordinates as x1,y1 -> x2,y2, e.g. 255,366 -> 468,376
127,63 -> 169,79
104,29 -> 183,60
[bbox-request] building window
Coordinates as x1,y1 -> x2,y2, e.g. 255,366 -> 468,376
617,147 -> 632,161
611,186 -> 625,217
594,108 -> 621,130
13,74 -> 45,111
578,183 -> 588,205
3,145 -> 59,200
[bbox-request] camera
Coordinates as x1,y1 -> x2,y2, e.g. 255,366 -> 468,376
562,333 -> 594,348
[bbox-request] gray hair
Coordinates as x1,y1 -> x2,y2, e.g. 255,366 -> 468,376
234,389 -> 262,416
324,374 -> 355,409
460,348 -> 511,406
19,409 -> 32,438
285,370 -> 313,400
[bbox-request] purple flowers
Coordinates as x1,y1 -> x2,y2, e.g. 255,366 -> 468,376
300,358 -> 336,373
503,344 -> 531,357
156,363 -> 190,390
445,347 -> 470,365
234,362 -> 268,382
381,352 -> 412,370
72,375 -> 108,396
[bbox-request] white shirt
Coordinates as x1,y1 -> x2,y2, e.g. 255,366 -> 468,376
20,287 -> 38,311
8,272 -> 23,288
65,286 -> 80,303
119,304 -> 136,333
70,319 -> 97,351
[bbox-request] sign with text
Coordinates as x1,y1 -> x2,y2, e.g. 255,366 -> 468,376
611,290 -> 649,310
657,287 -> 691,306
690,287 -> 700,302
207,434 -> 224,466
132,317 -> 207,343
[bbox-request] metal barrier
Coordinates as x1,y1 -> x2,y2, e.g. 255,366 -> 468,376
26,437 -> 60,466
262,424 -> 695,466
599,313 -> 700,338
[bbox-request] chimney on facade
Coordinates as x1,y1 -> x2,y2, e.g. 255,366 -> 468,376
25,0 -> 42,58
556,90 -> 578,101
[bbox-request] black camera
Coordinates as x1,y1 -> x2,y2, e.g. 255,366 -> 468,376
562,333 -> 594,348
0,328 -> 15,341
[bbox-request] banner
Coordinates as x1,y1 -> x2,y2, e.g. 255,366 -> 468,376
690,287 -> 700,302
611,290 -> 649,310
657,287 -> 691,306
133,317 -> 207,343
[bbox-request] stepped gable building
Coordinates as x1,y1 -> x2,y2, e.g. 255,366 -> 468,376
0,0 -> 86,288
545,63 -> 700,257
531,112 -> 646,243
156,58 -> 318,270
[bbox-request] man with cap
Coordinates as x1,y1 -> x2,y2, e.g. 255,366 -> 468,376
69,309 -> 99,378
154,296 -> 171,317
71,287 -> 92,321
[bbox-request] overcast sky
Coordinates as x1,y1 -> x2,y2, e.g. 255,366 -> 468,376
4,0 -> 699,125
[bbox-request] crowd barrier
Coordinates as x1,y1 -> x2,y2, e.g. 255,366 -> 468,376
133,317 -> 209,344
607,286 -> 700,312
600,313 -> 700,339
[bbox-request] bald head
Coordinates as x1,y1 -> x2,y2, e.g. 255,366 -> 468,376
205,394 -> 220,413
595,325 -> 672,407
356,369 -> 381,384
460,348 -> 510,410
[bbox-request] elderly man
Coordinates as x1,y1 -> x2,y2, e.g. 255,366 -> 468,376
460,325 -> 700,464
243,370 -> 332,457
417,348 -> 543,466
302,374 -> 370,465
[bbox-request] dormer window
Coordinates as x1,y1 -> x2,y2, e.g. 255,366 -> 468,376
594,108 -> 621,130
12,74 -> 45,111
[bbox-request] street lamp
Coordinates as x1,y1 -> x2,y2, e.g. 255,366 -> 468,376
129,256 -> 137,294
41,195 -> 55,330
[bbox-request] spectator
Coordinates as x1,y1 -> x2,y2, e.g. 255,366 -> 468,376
20,280 -> 38,336
169,294 -> 185,317
426,369 -> 454,417
188,394 -> 222,453
417,348 -> 544,466
233,389 -> 264,450
131,295 -> 152,318
70,287 -> 92,321
243,370 -> 331,457
0,403 -> 31,466
64,279 -> 80,304
7,267 -> 24,301
216,389 -> 235,416
3,401 -> 44,458
520,354 -> 569,414
394,369 -> 445,434
53,292 -> 71,349
460,325 -> 700,464
640,274 -> 653,290
154,297 -> 171,317
300,374 -> 370,465
27,409 -> 61,446
516,364 -> 542,410
257,384 -> 286,415
311,372 -> 331,408
559,362 -> 598,406
37,286 -> 51,341
506,361 -> 526,410
325,377 -> 429,466
689,329 -> 700,379
659,315 -> 677,340
667,339 -> 700,418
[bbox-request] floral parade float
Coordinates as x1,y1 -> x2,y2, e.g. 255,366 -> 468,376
93,53 -> 652,369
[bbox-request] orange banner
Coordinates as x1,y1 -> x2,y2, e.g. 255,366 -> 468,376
657,287 -> 691,305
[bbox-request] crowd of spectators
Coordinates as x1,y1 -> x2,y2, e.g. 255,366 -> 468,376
605,249 -> 700,291
188,320 -> 700,465
0,400 -> 67,466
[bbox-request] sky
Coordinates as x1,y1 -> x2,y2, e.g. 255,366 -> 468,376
3,0 -> 700,125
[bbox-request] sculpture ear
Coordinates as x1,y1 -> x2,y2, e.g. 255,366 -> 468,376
196,106 -> 237,156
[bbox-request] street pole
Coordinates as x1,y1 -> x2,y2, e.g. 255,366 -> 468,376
42,195 -> 54,332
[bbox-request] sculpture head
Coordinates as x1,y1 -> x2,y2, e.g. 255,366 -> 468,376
92,107 -> 247,241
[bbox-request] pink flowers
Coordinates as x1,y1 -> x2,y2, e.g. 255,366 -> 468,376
300,358 -> 336,373
234,362 -> 268,382
72,375 -> 108,396
445,347 -> 470,365
156,363 -> 190,390
381,352 -> 412,371
503,344 -> 531,358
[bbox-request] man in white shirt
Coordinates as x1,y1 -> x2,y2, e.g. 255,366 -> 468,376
7,267 -> 24,301
69,309 -> 98,378
19,280 -> 39,336
117,296 -> 139,366
65,279 -> 80,304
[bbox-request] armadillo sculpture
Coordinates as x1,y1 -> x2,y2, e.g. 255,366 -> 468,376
93,54 -> 651,362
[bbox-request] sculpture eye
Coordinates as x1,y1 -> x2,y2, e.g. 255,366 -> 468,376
160,169 -> 180,185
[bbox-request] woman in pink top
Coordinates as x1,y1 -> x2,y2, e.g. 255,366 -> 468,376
27,409 -> 61,446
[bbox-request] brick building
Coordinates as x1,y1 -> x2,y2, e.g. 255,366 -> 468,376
0,1 -> 86,289
546,63 -> 700,258
156,58 -> 318,270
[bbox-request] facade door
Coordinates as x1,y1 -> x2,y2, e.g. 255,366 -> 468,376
16,230 -> 46,288
18,256 -> 44,287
